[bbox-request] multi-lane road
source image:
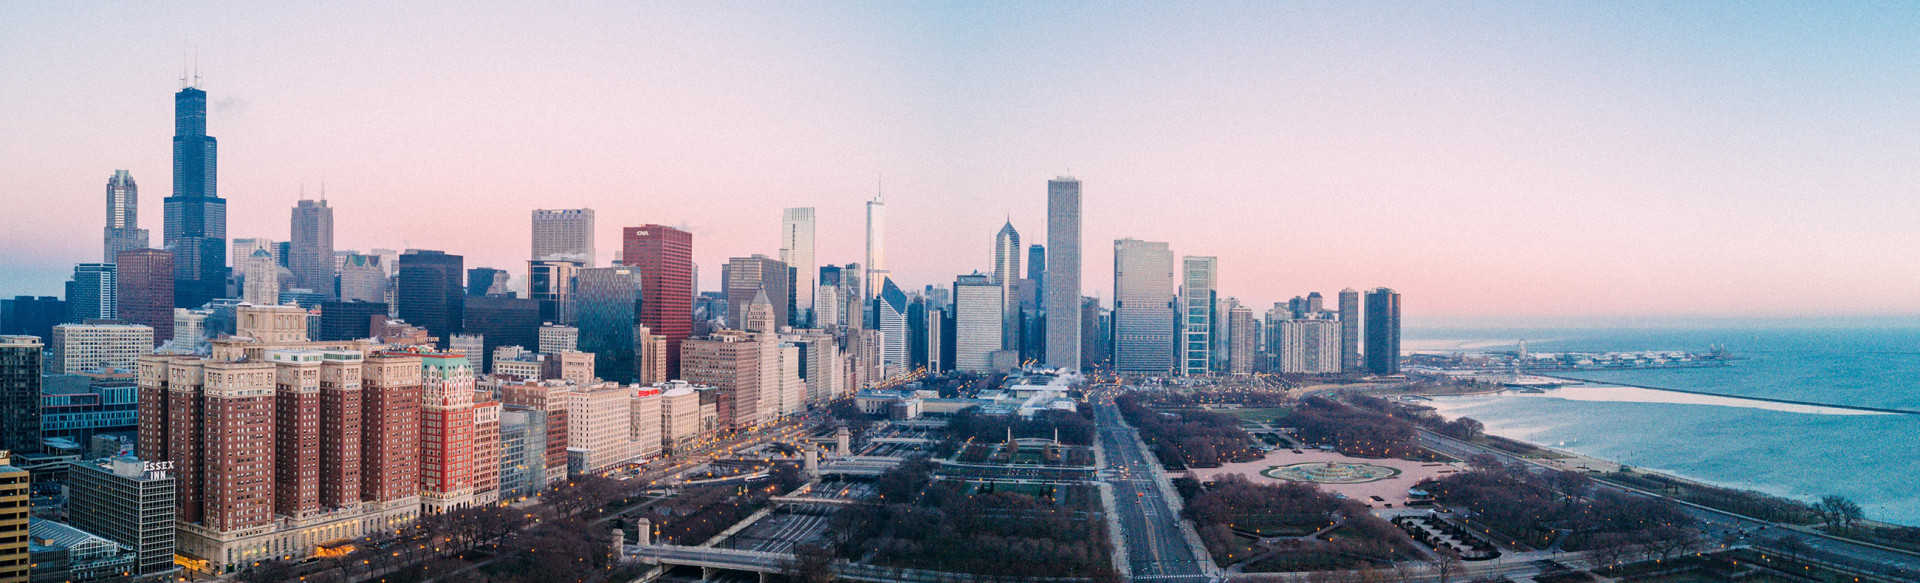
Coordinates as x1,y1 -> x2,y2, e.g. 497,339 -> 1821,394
1093,398 -> 1215,583
1417,430 -> 1918,580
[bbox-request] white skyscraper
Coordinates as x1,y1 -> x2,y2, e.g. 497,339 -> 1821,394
242,248 -> 279,305
1180,256 -> 1217,376
953,273 -> 1003,373
780,207 -> 817,327
1279,318 -> 1342,373
1112,238 -> 1176,374
531,208 -> 595,266
865,194 -> 887,299
992,221 -> 1022,351
1044,178 -> 1081,370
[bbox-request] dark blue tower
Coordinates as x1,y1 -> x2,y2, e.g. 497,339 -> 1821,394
165,85 -> 227,308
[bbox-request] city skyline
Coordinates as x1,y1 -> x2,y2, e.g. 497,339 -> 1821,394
10,3 -> 1920,322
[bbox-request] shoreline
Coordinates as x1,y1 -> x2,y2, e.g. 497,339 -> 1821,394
1535,373 -> 1920,415
1418,399 -> 1917,529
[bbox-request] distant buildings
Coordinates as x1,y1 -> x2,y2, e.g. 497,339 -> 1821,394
1180,256 -> 1216,376
114,250 -> 173,345
992,222 -> 1022,353
290,199 -> 335,300
1365,288 -> 1401,375
531,209 -> 595,266
1,336 -> 43,454
102,170 -> 147,264
1045,177 -> 1082,370
165,85 -> 227,309
50,323 -> 152,374
396,250 -> 464,347
953,273 -> 1001,373
65,264 -> 117,322
1228,305 -> 1255,375
538,324 -> 578,354
1277,318 -> 1341,373
336,253 -> 387,304
1339,288 -> 1362,371
781,208 -> 816,327
571,267 -> 644,383
724,255 -> 791,332
622,225 -> 693,378
1112,238 -> 1175,374
865,194 -> 888,300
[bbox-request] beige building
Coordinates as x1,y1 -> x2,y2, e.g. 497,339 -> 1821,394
50,322 -> 153,374
656,382 -> 703,455
566,383 -> 634,475
636,325 -> 668,385
629,388 -> 663,461
681,330 -> 769,430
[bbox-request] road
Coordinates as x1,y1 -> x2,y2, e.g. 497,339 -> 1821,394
1416,430 -> 1919,579
1093,397 -> 1214,583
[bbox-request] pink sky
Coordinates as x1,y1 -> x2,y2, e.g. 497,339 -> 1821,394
6,3 -> 1920,323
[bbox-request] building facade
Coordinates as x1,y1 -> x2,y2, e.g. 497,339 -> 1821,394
1044,177 -> 1081,370
1364,288 -> 1401,375
780,208 -> 816,327
1179,256 -> 1216,376
115,250 -> 174,344
164,86 -> 227,309
531,209 -> 595,266
103,170 -> 148,264
1111,239 -> 1175,374
621,225 -> 693,379
290,200 -> 335,299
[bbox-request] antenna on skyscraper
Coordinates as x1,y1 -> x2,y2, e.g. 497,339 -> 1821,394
189,44 -> 201,88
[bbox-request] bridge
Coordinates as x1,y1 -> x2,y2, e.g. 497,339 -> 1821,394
627,544 -> 1097,583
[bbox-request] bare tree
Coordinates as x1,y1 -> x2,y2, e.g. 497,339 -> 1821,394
1428,548 -> 1464,583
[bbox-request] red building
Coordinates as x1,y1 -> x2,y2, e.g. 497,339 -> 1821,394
416,351 -> 476,512
271,352 -> 322,517
116,249 -> 174,344
199,361 -> 278,532
318,352 -> 364,509
361,353 -> 422,504
622,225 -> 693,378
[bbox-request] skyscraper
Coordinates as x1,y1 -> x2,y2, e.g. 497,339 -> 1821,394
1112,238 -> 1175,374
338,253 -> 387,304
242,248 -> 279,304
1228,305 -> 1255,375
952,273 -> 1002,373
622,225 -> 693,378
724,255 -> 790,332
1364,288 -> 1401,375
992,221 -> 1022,352
527,259 -> 578,324
1180,256 -> 1217,376
462,296 -> 541,372
290,199 -> 335,299
571,267 -> 644,383
164,85 -> 226,309
1279,318 -> 1342,373
531,209 -> 595,266
116,249 -> 174,345
466,267 -> 508,297
396,250 -> 465,347
1026,244 -> 1046,291
875,278 -> 908,371
1338,288 -> 1362,371
67,457 -> 178,581
780,208 -> 816,327
1044,177 -> 1081,369
65,263 -> 118,322
865,194 -> 886,298
104,170 -> 148,263
0,336 -> 42,454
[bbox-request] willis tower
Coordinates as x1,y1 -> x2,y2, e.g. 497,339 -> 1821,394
165,82 -> 227,308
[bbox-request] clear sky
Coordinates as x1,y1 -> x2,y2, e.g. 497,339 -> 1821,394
5,2 -> 1920,325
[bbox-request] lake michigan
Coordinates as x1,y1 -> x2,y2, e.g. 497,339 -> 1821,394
1408,326 -> 1920,525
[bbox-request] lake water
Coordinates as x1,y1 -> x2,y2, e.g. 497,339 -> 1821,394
1409,326 -> 1920,525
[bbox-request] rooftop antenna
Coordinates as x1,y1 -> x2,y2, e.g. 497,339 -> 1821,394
320,181 -> 326,201
192,45 -> 200,88
300,183 -> 306,200
875,173 -> 884,203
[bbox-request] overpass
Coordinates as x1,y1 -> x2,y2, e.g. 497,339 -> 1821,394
627,544 -> 1098,583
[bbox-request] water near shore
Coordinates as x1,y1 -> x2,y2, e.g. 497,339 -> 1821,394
1410,326 -> 1920,526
